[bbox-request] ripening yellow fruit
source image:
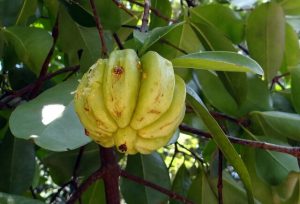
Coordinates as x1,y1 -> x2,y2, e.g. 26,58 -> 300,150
74,49 -> 186,154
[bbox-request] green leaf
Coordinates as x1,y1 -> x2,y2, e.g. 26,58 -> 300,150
283,23 -> 300,70
57,7 -> 112,71
0,131 -> 35,194
121,152 -> 171,204
193,70 -> 239,116
9,78 -> 91,151
15,0 -> 38,25
79,180 -> 106,204
291,67 -> 300,114
172,51 -> 263,75
149,0 -> 171,29
150,22 -> 203,60
170,164 -> 192,204
250,111 -> 300,142
186,87 -> 254,204
187,167 -> 218,204
137,22 -> 184,55
42,143 -> 100,185
3,26 -> 53,75
246,2 -> 285,81
0,192 -> 43,204
190,4 -> 244,43
0,0 -> 23,26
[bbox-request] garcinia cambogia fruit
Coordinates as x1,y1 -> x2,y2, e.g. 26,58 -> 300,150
74,49 -> 186,154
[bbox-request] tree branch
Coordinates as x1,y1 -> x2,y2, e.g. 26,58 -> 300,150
179,124 -> 300,158
140,0 -> 151,32
120,170 -> 195,204
89,0 -> 108,57
113,32 -> 124,50
127,0 -> 177,23
111,0 -> 137,18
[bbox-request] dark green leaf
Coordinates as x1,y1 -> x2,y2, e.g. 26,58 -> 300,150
190,4 -> 244,43
150,0 -> 171,29
0,192 -> 43,204
187,166 -> 218,204
186,87 -> 254,203
246,2 -> 285,81
121,152 -> 171,204
194,70 -> 239,116
172,51 -> 264,75
291,67 -> 300,114
250,111 -> 300,141
0,131 -> 35,194
283,23 -> 300,70
79,180 -> 106,204
15,0 -> 38,25
42,143 -> 100,185
9,78 -> 91,151
170,164 -> 192,204
3,26 -> 53,75
137,22 -> 184,55
0,0 -> 23,26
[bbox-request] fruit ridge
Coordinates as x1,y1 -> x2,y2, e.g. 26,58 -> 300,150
74,49 -> 186,154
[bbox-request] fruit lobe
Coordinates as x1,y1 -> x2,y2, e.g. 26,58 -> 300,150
74,49 -> 186,154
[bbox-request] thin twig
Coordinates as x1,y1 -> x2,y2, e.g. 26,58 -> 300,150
67,169 -> 106,204
121,24 -> 140,30
30,186 -> 37,199
127,0 -> 177,23
89,0 -> 108,57
176,143 -> 204,164
270,72 -> 290,90
29,15 -> 59,99
120,170 -> 195,204
218,149 -> 223,204
113,32 -> 124,50
179,124 -> 300,158
168,143 -> 179,169
112,0 -> 137,17
140,0 -> 151,32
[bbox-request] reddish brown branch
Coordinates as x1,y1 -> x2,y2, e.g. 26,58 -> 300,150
113,32 -> 124,50
29,16 -> 59,99
111,0 -> 137,17
270,72 -> 290,90
127,0 -> 177,23
179,124 -> 300,158
120,170 -> 195,204
140,0 -> 150,32
89,0 -> 108,57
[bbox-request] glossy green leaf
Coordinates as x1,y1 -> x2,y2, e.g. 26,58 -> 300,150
250,111 -> 300,141
170,164 -> 192,204
0,0 -> 23,26
57,7 -> 112,71
211,172 -> 259,204
0,192 -> 43,204
291,67 -> 300,114
187,167 -> 218,204
121,153 -> 171,204
15,0 -> 37,25
255,139 -> 299,185
190,4 -> 244,43
9,78 -> 91,151
42,143 -> 100,185
0,131 -> 35,194
284,23 -> 300,70
246,2 -> 285,81
137,22 -> 184,55
194,70 -> 239,116
150,0 -> 171,29
79,180 -> 106,204
3,26 -> 53,75
150,21 -> 203,60
172,51 -> 263,75
186,87 -> 254,203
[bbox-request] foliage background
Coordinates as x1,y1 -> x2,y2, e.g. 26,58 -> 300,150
0,0 -> 300,203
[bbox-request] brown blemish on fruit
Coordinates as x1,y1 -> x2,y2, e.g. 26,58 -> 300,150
84,129 -> 90,136
115,110 -> 122,118
113,66 -> 124,75
138,117 -> 144,122
118,143 -> 127,152
148,109 -> 161,114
